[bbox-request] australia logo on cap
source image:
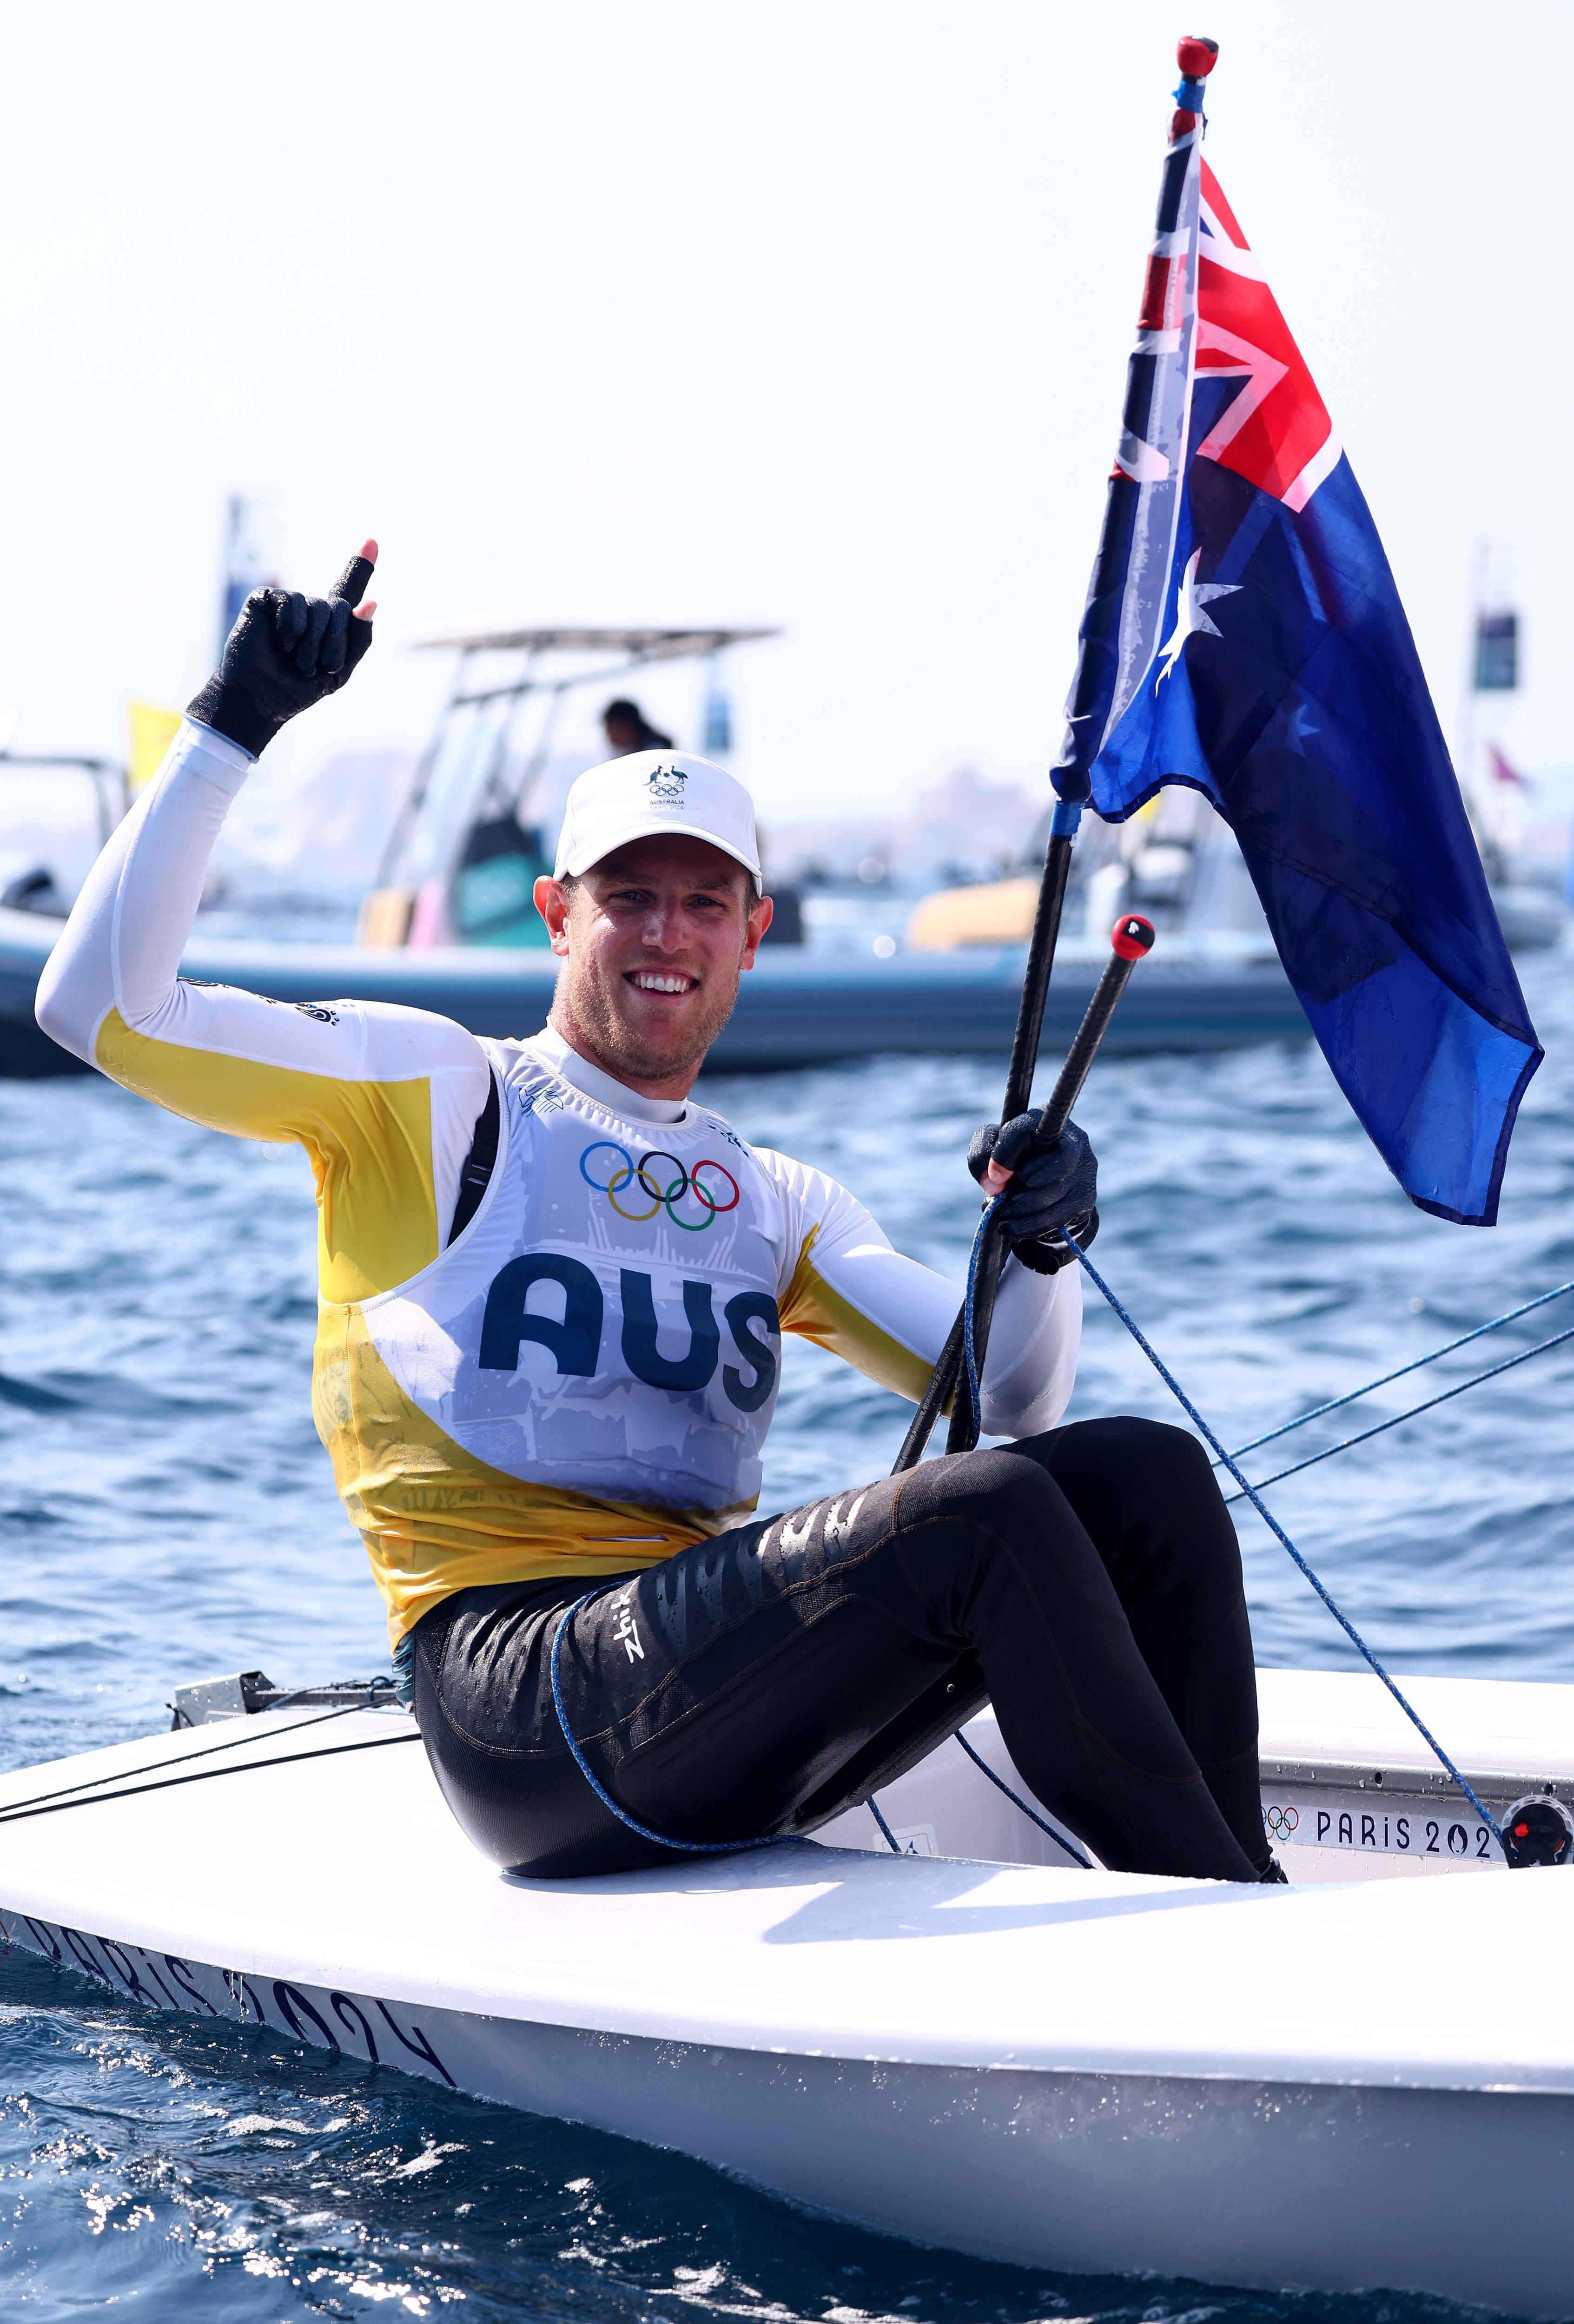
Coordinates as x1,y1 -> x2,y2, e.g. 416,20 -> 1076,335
648,764 -> 688,805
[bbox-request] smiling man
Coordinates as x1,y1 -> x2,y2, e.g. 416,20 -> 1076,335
37,550 -> 1279,1885
537,751 -> 775,1090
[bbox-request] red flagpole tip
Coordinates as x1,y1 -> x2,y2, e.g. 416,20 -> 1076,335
1111,914 -> 1157,962
1177,35 -> 1219,75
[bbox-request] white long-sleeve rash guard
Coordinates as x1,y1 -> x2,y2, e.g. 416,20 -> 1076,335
38,720 -> 1082,1642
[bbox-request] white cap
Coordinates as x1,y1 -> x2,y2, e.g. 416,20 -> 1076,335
553,751 -> 762,893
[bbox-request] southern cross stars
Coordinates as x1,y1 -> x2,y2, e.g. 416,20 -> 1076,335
1156,549 -> 1241,687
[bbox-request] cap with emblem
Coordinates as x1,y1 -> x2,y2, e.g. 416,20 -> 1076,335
553,750 -> 762,893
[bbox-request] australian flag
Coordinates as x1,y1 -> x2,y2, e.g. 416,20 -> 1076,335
1056,44 -> 1541,1226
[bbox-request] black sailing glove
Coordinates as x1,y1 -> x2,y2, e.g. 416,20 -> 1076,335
967,1110 -> 1099,1276
187,546 -> 377,758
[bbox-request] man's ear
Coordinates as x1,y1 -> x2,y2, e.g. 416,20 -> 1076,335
741,891 -> 774,971
535,875 -> 572,957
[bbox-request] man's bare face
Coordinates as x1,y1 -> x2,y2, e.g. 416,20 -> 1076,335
534,836 -> 773,1096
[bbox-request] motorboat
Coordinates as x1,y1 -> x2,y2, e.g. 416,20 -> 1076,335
0,892 -> 1309,1079
357,617 -> 786,951
2,1661 -> 1571,2314
0,615 -> 1315,1077
906,784 -> 1567,957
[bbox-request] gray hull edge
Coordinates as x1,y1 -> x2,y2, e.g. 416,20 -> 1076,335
3,1910 -> 1567,2318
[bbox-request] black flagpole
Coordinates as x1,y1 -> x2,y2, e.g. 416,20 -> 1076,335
890,797 -> 1083,1477
891,32 -> 1220,1475
892,910 -> 1155,1474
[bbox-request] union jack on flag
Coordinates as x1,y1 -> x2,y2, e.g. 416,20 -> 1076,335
1057,40 -> 1540,1228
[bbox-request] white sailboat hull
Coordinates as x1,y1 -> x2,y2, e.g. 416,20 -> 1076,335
2,1671 -> 1572,2315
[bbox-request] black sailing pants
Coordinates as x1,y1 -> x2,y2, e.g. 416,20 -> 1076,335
410,1416 -> 1269,1883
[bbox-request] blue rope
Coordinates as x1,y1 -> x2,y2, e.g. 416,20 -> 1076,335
952,1730 -> 1091,1867
960,1198 -> 1086,1448
554,1585 -> 1078,1874
1223,1322 -> 1574,1504
867,1795 -> 903,1853
550,1594 -> 790,1856
1223,1278 -> 1574,1464
1065,1241 -> 1506,1855
869,1730 -> 1093,1867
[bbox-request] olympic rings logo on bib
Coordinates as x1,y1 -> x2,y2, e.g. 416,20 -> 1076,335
579,1141 -> 741,1232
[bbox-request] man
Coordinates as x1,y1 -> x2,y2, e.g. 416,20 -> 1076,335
38,550 -> 1276,1883
602,697 -> 674,756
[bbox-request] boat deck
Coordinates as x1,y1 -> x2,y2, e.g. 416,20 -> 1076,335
1,1673 -> 1568,2088
3,1670 -> 1572,2310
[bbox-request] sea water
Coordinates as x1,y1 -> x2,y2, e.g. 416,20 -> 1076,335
3,947 -> 1571,2319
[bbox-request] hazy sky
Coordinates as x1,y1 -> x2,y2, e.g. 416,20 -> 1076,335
2,0 -> 1570,846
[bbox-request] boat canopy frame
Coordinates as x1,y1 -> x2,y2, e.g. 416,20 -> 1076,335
0,750 -> 128,849
374,621 -> 780,893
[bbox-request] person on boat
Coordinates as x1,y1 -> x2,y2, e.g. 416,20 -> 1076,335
37,548 -> 1279,1885
602,697 -> 674,756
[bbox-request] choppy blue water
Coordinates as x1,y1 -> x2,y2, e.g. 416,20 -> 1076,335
3,947 -> 1572,2319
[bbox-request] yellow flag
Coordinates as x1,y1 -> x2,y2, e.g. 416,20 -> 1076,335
128,701 -> 183,794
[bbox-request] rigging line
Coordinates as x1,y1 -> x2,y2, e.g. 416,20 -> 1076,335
867,1796 -> 904,1855
1219,1278 -> 1574,1463
1222,1323 -> 1574,1503
549,1597 -> 793,1856
952,1730 -> 1091,1868
0,1730 -> 422,1829
0,1708 -> 405,1823
1067,1240 -> 1507,1855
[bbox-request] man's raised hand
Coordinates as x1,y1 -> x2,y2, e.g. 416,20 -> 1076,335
188,540 -> 379,759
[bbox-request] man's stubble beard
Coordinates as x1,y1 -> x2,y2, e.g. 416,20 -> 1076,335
556,954 -> 742,1084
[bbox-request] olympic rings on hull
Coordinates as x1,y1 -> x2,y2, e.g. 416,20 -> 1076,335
579,1141 -> 741,1232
